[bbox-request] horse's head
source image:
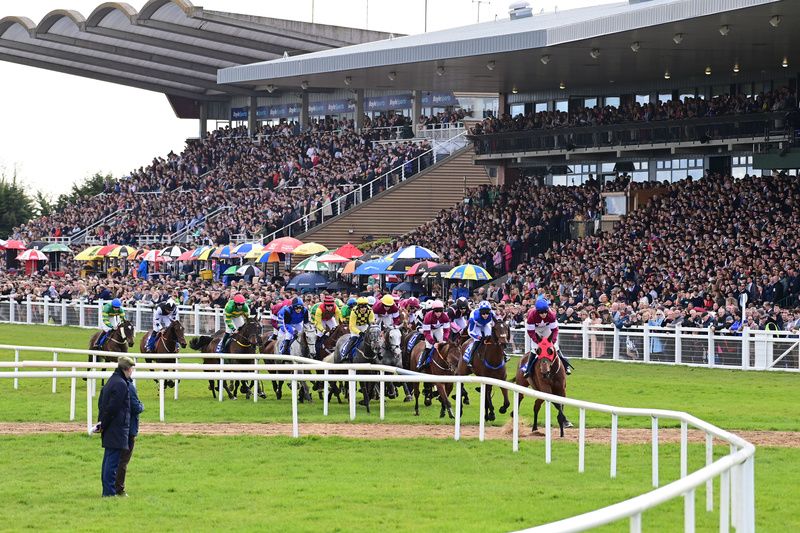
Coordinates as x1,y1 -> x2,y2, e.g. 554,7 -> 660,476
364,325 -> 384,360
535,337 -> 558,380
171,320 -> 188,349
384,327 -> 402,357
492,320 -> 510,348
240,317 -> 262,347
302,322 -> 318,357
121,319 -> 135,347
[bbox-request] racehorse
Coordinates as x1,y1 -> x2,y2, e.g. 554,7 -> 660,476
331,324 -> 385,413
409,340 -> 461,418
140,320 -> 187,389
512,335 -> 570,437
456,321 -> 511,422
380,326 -> 404,399
189,316 -> 261,400
88,319 -> 135,386
311,323 -> 348,399
270,322 -> 317,403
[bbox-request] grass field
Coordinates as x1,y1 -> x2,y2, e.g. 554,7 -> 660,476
1,323 -> 799,531
0,435 -> 798,532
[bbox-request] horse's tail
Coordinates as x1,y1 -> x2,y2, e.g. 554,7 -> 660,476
190,336 -> 213,351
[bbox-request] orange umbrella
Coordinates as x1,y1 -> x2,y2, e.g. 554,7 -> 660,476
334,242 -> 363,259
264,236 -> 303,253
341,260 -> 363,275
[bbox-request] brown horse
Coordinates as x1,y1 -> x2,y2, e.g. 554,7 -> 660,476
312,323 -> 348,399
456,321 -> 511,422
409,340 -> 461,418
88,318 -> 135,385
512,336 -> 570,437
189,316 -> 261,400
140,320 -> 188,389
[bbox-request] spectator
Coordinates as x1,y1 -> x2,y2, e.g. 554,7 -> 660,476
96,356 -> 135,498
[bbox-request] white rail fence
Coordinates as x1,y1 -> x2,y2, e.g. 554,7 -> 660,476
0,343 -> 755,532
1,297 -> 798,372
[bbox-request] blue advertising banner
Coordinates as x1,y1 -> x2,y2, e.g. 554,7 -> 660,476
249,93 -> 459,120
230,107 -> 248,120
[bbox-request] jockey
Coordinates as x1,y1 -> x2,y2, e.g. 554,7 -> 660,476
218,294 -> 249,353
277,297 -> 307,355
341,297 -> 374,361
97,298 -> 125,349
417,300 -> 451,370
524,297 -> 572,375
373,294 -> 402,329
341,297 -> 357,322
146,298 -> 178,352
314,294 -> 342,336
447,297 -> 470,334
463,301 -> 497,368
269,299 -> 291,340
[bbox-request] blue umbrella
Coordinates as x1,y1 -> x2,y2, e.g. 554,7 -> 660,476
354,258 -> 392,275
286,272 -> 329,291
392,281 -> 425,294
395,245 -> 440,260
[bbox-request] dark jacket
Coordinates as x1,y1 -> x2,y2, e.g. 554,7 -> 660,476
97,369 -> 131,449
128,381 -> 144,437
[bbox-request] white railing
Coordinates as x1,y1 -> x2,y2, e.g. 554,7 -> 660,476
40,236 -> 72,244
1,344 -> 755,532
417,122 -> 465,141
263,131 -> 468,241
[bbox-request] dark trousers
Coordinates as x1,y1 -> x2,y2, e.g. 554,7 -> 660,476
101,448 -> 122,497
115,436 -> 136,494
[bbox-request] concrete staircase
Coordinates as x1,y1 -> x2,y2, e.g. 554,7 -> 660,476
299,148 -> 491,249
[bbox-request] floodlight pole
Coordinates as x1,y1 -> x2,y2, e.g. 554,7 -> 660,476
473,0 -> 491,23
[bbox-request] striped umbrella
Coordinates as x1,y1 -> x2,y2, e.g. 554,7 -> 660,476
233,242 -> 262,256
177,250 -> 195,261
1,239 -> 26,250
160,245 -> 187,258
74,246 -> 102,261
293,254 -> 331,272
212,245 -> 236,259
442,264 -> 492,281
194,247 -> 215,261
255,251 -> 281,263
17,249 -> 48,262
341,260 -> 363,275
386,258 -> 420,273
40,243 -> 72,253
395,245 -> 440,260
237,265 -> 262,277
107,245 -> 137,259
142,249 -> 171,262
191,245 -> 212,258
333,242 -> 363,259
404,261 -> 438,277
96,244 -> 119,257
264,236 -> 303,253
316,253 -> 349,264
293,242 -> 328,256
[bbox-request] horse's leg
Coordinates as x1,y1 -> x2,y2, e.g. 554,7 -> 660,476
445,383 -> 454,419
555,403 -> 568,438
485,384 -> 496,422
435,383 -> 449,418
462,384 -> 470,405
498,386 -> 510,415
532,399 -> 544,432
361,381 -> 371,414
413,383 -> 420,416
402,382 -> 412,402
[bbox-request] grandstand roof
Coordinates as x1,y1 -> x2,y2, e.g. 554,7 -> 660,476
0,0 -> 392,104
219,0 -> 794,95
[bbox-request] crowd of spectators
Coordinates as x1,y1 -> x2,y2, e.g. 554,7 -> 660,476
470,88 -> 797,135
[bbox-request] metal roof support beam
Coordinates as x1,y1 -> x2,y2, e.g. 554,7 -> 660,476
135,19 -> 283,58
199,101 -> 208,137
0,51 -> 219,100
248,95 -> 257,135
85,25 -> 260,65
300,92 -> 309,130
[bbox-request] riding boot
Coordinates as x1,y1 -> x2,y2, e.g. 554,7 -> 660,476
217,333 -> 230,353
559,352 -> 573,375
524,355 -> 538,377
96,331 -> 108,350
465,339 -> 482,368
146,332 -> 158,353
417,347 -> 431,370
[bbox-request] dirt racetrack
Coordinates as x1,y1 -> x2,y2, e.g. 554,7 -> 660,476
0,422 -> 798,447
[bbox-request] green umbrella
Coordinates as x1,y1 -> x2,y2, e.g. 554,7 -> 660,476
293,254 -> 331,272
223,265 -> 240,276
41,243 -> 72,253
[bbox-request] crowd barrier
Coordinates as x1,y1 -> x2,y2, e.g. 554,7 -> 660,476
0,343 -> 755,532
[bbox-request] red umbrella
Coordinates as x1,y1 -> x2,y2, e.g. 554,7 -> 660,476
264,236 -> 303,254
96,244 -> 119,257
334,242 -> 363,259
177,250 -> 195,261
2,239 -> 26,250
17,249 -> 48,262
316,253 -> 350,264
405,260 -> 439,276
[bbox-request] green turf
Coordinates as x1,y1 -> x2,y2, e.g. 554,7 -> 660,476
1,323 -> 799,432
0,434 -> 797,532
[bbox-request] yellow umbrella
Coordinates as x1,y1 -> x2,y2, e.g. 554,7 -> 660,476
244,245 -> 267,259
194,247 -> 217,261
292,242 -> 328,256
74,245 -> 102,261
106,245 -> 137,259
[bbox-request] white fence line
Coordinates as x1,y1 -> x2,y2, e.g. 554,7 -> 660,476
0,341 -> 755,533
2,297 -> 798,372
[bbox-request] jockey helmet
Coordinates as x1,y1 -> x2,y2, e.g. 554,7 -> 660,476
347,297 -> 357,306
456,297 -> 469,310
111,298 -> 121,308
381,294 -> 395,307
431,300 -> 444,311
478,301 -> 492,314
291,296 -> 304,309
356,297 -> 369,306
535,298 -> 550,313
161,299 -> 176,313
233,294 -> 246,305
407,297 -> 420,309
367,296 -> 376,306
323,295 -> 335,306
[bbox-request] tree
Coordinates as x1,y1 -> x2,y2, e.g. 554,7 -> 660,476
0,169 -> 34,238
33,190 -> 54,218
55,172 -> 115,211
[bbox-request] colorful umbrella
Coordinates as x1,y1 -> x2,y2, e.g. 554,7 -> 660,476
443,264 -> 492,281
96,244 -> 119,257
236,265 -> 262,277
194,247 -> 215,261
223,265 -> 240,276
40,243 -> 72,253
333,242 -> 364,259
107,245 -> 137,259
244,247 -> 268,259
286,273 -> 329,291
316,253 -> 350,264
405,261 -> 438,276
233,242 -> 262,256
395,245 -> 440,260
255,251 -> 281,263
74,245 -> 103,261
1,239 -> 26,250
160,245 -> 186,258
386,258 -> 420,273
191,245 -> 212,258
212,245 -> 236,259
17,249 -> 48,262
341,260 -> 363,275
177,250 -> 195,261
292,242 -> 328,256
142,249 -> 171,262
264,236 -> 303,254
354,258 -> 392,275
293,255 -> 331,272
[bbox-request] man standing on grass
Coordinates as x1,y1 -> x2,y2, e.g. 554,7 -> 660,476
94,356 -> 134,497
115,374 -> 144,497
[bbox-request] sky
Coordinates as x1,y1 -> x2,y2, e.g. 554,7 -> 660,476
0,0 -> 615,196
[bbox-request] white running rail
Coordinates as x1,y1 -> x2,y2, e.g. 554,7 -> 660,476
1,343 -> 755,532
